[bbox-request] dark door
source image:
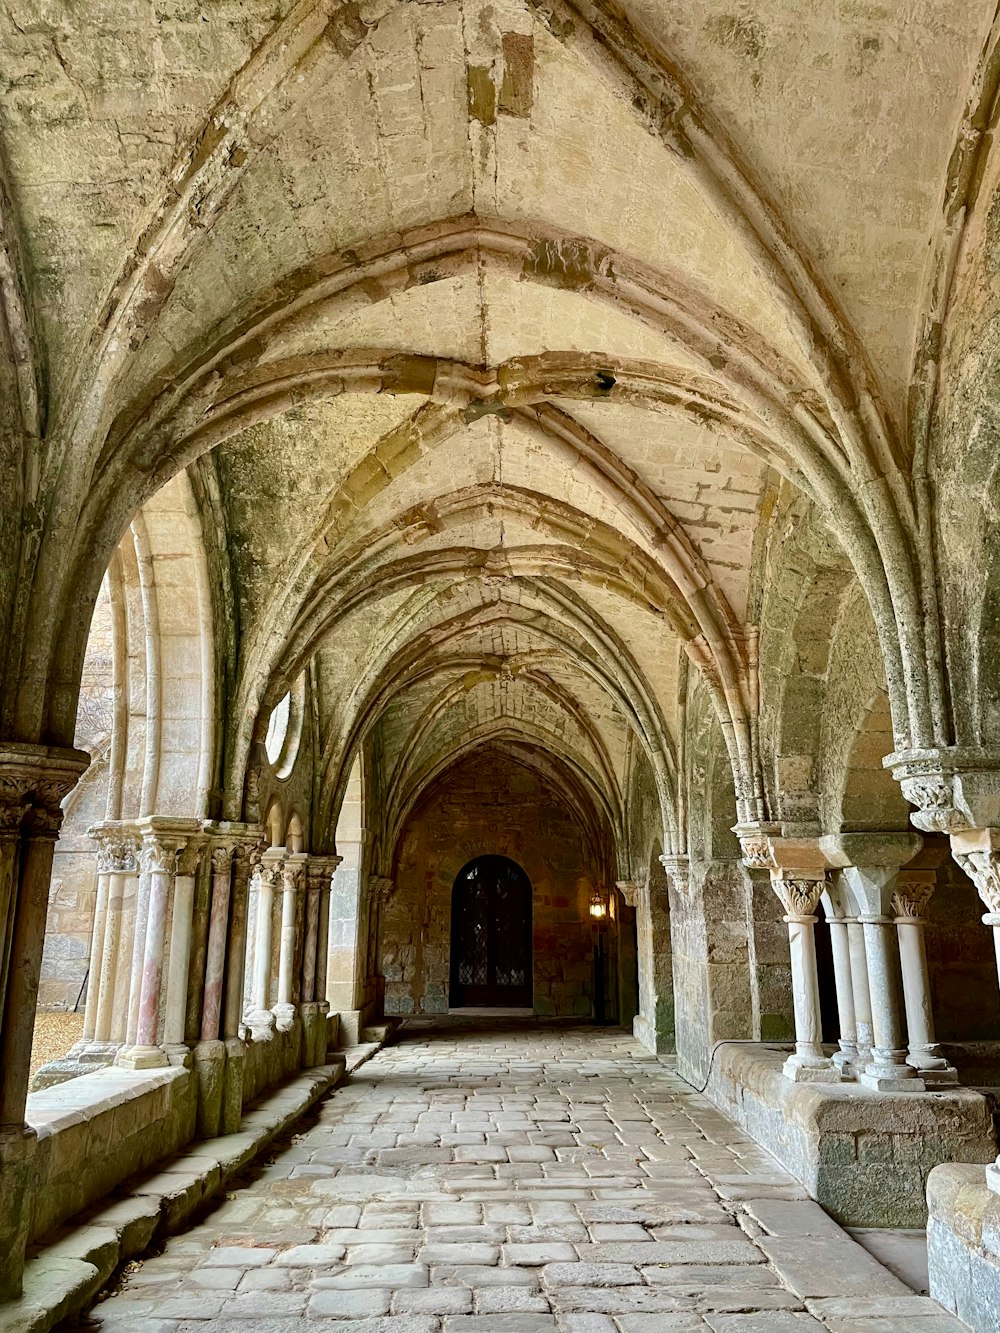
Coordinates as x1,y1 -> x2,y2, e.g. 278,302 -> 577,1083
450,856 -> 532,1007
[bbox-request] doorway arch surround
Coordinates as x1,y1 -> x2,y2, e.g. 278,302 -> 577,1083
449,855 -> 533,1009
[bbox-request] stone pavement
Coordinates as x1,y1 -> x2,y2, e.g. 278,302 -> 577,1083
79,1022 -> 966,1332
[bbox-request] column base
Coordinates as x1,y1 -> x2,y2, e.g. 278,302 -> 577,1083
831,1045 -> 858,1077
907,1047 -> 959,1085
273,1002 -> 296,1034
858,1060 -> 927,1092
245,1009 -> 276,1042
164,1043 -> 193,1069
115,1044 -> 169,1070
782,1052 -> 843,1083
0,1125 -> 37,1301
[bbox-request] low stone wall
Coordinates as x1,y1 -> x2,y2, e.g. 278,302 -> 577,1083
25,1066 -> 197,1243
701,1042 -> 997,1227
927,1162 -> 1000,1332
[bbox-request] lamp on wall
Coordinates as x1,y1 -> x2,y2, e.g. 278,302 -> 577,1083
590,887 -> 607,1025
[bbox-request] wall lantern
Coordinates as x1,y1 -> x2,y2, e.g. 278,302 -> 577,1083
589,888 -> 607,919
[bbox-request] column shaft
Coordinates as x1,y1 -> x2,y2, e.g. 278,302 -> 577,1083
827,914 -> 857,1070
859,914 -> 923,1090
81,869 -> 111,1043
201,846 -> 234,1041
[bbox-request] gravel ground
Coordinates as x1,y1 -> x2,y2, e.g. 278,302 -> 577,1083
29,1010 -> 84,1081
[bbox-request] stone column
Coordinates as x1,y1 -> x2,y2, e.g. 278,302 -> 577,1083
163,835 -> 206,1063
246,852 -> 282,1041
822,879 -> 858,1075
301,855 -> 340,1066
81,863 -> 111,1047
200,840 -> 237,1043
0,744 -> 88,1300
845,911 -> 874,1069
87,826 -> 140,1059
891,869 -> 958,1085
119,819 -> 200,1069
772,870 -> 839,1082
274,853 -> 307,1032
737,828 -> 840,1082
220,832 -> 262,1132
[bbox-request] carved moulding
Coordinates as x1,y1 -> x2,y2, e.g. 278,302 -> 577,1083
884,746 -> 1000,835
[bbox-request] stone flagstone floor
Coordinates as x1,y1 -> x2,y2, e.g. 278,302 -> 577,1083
79,1021 -> 965,1331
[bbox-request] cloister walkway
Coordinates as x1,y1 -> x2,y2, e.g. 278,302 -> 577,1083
81,1022 -> 961,1331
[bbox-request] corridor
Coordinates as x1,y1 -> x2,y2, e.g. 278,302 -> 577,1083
81,1022 -> 960,1332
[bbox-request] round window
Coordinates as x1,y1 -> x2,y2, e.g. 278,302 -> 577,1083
263,675 -> 305,777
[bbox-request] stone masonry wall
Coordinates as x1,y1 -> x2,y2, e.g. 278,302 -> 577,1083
383,750 -> 600,1017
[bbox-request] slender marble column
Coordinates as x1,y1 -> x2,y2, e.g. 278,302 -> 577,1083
163,836 -> 205,1058
119,829 -> 182,1068
822,881 -> 857,1074
122,848 -> 153,1050
81,867 -> 110,1045
275,855 -> 306,1031
845,915 -> 874,1068
771,871 -> 840,1082
302,873 -> 320,1005
246,853 -> 282,1038
87,826 -> 140,1060
842,862 -> 925,1091
224,838 -> 260,1040
890,870 -> 957,1084
200,841 -> 237,1042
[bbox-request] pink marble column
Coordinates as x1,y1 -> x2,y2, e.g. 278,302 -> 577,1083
200,840 -> 237,1042
87,825 -> 140,1059
302,872 -> 320,1004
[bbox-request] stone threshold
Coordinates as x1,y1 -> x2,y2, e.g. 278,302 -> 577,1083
0,1043 -> 385,1333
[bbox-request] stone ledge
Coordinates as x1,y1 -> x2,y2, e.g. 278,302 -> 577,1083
927,1162 -> 1000,1332
698,1042 -> 997,1226
0,1054 -> 357,1333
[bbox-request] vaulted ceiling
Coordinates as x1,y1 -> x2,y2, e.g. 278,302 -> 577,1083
2,0 -> 993,852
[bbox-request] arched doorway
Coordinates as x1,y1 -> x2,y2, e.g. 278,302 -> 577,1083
450,856 -> 533,1008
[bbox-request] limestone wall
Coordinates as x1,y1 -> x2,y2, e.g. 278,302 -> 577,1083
383,751 -> 600,1017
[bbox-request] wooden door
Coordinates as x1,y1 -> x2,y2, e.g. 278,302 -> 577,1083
450,856 -> 532,1007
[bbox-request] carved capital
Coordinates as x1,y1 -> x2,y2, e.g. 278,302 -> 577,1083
772,871 -> 825,918
0,744 -> 89,836
953,849 -> 1000,915
140,834 -> 181,877
891,869 -> 936,920
90,823 -> 142,874
885,747 -> 1000,834
211,842 -> 237,876
615,879 -> 640,908
733,822 -> 783,871
306,855 -> 342,891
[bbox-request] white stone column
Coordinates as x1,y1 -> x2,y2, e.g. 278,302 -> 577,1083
81,867 -> 110,1047
822,879 -> 857,1075
771,870 -> 839,1082
84,825 -> 140,1062
841,862 -> 924,1092
845,914 -> 874,1068
246,852 -> 282,1040
275,853 -> 306,1031
891,870 -> 957,1085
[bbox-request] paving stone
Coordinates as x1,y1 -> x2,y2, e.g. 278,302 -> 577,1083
703,1316 -> 823,1332
503,1242 -> 579,1264
199,1247 -> 275,1267
273,1242 -> 346,1265
314,1263 -> 429,1289
541,1262 -> 643,1286
473,1285 -> 550,1312
421,1243 -> 500,1265
307,1286 -> 392,1316
442,1318 -> 557,1331
394,1287 -> 474,1314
